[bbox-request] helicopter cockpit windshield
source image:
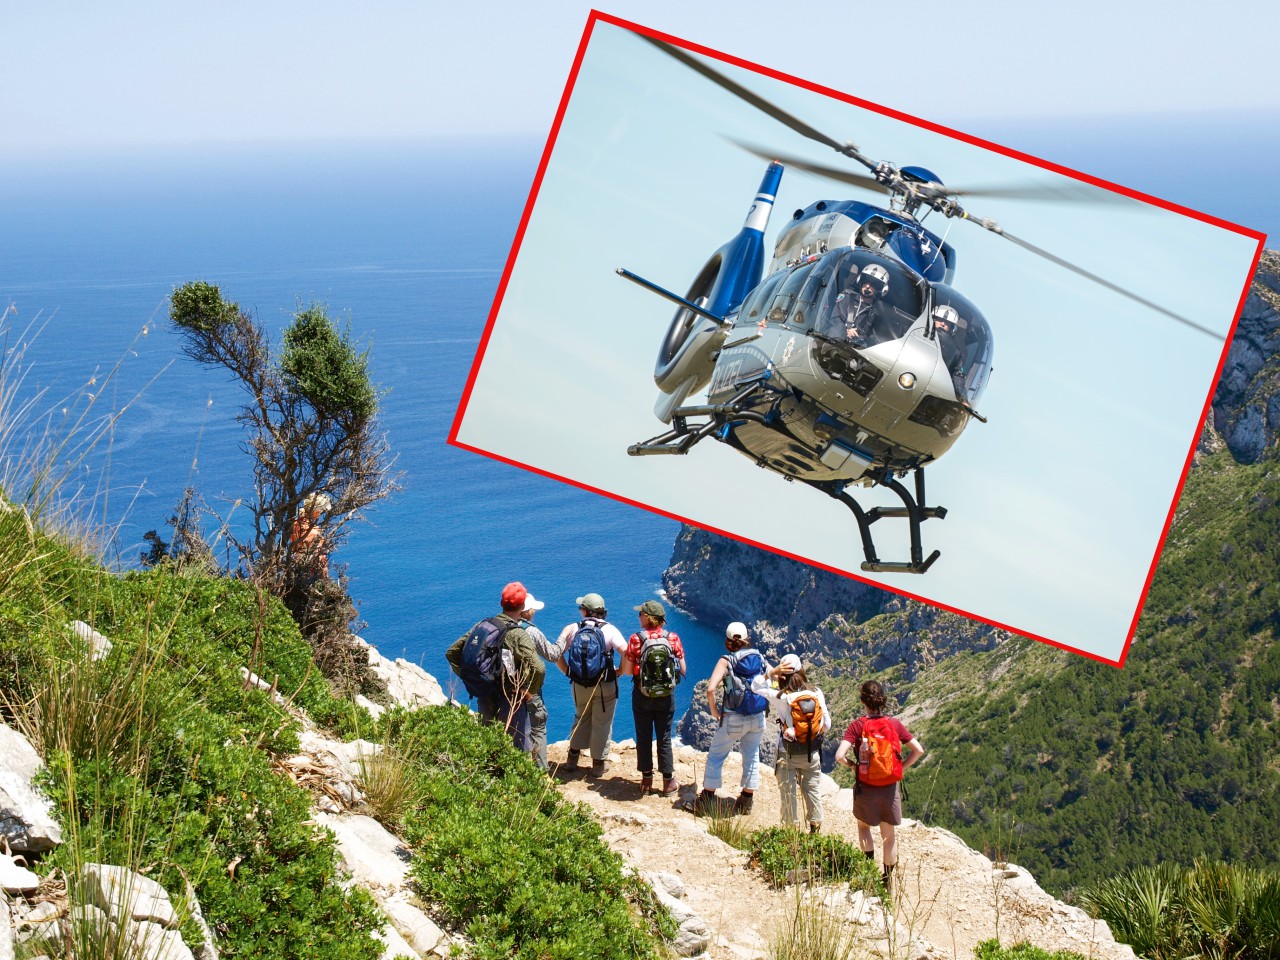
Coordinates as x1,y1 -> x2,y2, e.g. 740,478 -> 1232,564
812,251 -> 924,348
929,284 -> 994,405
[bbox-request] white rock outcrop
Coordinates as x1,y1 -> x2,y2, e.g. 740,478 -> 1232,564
354,637 -> 448,714
0,723 -> 63,853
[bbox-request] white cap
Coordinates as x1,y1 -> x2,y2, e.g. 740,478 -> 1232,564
725,621 -> 749,641
522,593 -> 545,612
777,653 -> 802,673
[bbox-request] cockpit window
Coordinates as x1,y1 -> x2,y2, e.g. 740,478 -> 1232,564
737,269 -> 788,323
930,284 -> 994,404
812,250 -> 924,347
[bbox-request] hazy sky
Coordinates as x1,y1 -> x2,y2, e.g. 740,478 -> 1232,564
6,0 -> 1280,151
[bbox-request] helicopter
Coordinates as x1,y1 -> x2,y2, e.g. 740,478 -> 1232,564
618,37 -> 1221,575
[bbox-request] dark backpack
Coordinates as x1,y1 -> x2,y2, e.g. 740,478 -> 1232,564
565,620 -> 613,686
637,631 -> 678,698
718,649 -> 768,715
456,616 -> 517,700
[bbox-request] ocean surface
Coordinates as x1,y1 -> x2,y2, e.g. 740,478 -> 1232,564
0,138 -> 729,741
2,122 -> 1275,741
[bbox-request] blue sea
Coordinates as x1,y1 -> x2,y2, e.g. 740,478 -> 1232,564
0,137 -> 727,741
2,122 -> 1275,740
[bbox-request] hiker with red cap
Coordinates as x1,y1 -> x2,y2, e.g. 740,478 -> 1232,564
446,581 -> 544,754
833,679 -> 926,888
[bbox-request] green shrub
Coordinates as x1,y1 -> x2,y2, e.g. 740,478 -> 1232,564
973,941 -> 1089,960
385,706 -> 673,960
1082,860 -> 1280,960
748,825 -> 882,894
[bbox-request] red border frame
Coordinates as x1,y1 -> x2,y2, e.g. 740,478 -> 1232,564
448,10 -> 1266,669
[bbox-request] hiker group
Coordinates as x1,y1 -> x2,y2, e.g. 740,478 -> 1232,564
448,582 -> 925,884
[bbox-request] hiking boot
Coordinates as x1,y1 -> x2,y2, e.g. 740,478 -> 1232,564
661,778 -> 679,796
692,789 -> 720,817
808,822 -> 821,835
639,776 -> 653,795
591,760 -> 610,778
882,863 -> 896,888
566,749 -> 581,768
732,792 -> 754,815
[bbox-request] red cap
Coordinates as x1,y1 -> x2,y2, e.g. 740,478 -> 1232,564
500,581 -> 528,611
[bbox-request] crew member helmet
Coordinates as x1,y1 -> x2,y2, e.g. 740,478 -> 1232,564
857,264 -> 890,298
932,304 -> 959,331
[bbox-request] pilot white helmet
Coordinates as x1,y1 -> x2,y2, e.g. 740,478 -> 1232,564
932,304 -> 959,330
857,264 -> 890,298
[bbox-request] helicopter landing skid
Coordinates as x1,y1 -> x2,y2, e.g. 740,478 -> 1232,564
627,382 -> 770,457
806,469 -> 946,575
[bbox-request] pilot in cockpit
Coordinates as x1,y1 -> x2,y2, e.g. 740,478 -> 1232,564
931,304 -> 967,393
833,264 -> 892,346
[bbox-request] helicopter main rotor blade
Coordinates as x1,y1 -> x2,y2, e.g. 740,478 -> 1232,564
726,139 -> 890,194
933,182 -> 1132,205
962,214 -> 1224,340
640,36 -> 877,170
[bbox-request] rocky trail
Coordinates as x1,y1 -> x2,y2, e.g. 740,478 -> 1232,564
1,637 -> 1136,960
550,740 -> 1133,960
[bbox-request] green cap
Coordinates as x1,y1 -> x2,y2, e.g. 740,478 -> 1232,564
576,592 -> 606,611
634,599 -> 665,620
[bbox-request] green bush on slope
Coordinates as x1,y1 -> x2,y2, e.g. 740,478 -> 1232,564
1,522 -> 384,959
383,706 -> 675,960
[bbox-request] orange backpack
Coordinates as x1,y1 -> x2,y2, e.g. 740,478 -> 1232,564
859,716 -> 904,786
789,692 -> 824,745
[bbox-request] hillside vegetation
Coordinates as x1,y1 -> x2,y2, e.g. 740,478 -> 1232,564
0,500 -> 672,959
873,449 -> 1280,895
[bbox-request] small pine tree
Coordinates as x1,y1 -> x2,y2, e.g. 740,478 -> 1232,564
168,281 -> 398,689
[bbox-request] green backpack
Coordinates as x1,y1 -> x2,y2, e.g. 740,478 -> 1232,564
638,632 -> 678,698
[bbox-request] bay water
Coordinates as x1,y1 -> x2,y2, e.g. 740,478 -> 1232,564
0,138 -> 727,742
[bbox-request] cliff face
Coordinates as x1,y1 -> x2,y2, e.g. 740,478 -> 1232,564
1206,249 -> 1280,462
661,526 -> 885,650
666,525 -> 1011,749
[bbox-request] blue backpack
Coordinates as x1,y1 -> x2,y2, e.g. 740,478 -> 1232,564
565,620 -> 613,686
718,649 -> 769,715
456,616 -> 517,700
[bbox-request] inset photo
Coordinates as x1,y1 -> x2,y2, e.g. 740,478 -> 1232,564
450,13 -> 1264,664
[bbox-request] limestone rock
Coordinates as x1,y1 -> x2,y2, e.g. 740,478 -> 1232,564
646,871 -> 710,956
1,894 -> 13,960
0,855 -> 40,894
71,620 -> 113,660
354,637 -> 447,709
80,863 -> 177,928
318,812 -> 412,891
131,919 -> 195,960
373,922 -> 422,960
381,894 -> 444,955
0,724 -> 63,853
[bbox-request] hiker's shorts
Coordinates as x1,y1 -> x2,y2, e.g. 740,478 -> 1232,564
853,781 -> 902,826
